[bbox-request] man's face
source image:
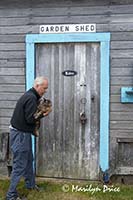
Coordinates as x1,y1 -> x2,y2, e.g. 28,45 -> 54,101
36,81 -> 48,97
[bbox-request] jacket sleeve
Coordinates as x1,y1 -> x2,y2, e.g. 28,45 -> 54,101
24,97 -> 38,124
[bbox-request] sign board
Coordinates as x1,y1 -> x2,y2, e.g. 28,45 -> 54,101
62,70 -> 77,77
40,24 -> 96,34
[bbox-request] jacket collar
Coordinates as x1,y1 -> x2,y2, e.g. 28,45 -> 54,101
30,87 -> 41,100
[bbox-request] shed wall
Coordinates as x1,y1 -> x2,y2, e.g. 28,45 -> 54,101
0,0 -> 133,176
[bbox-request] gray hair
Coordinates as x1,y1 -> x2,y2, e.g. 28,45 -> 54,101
33,76 -> 48,87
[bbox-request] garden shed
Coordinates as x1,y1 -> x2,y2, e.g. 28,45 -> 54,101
0,0 -> 133,182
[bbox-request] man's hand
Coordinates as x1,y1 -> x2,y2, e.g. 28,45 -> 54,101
43,107 -> 52,117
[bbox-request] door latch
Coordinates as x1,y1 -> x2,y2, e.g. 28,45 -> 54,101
80,112 -> 87,125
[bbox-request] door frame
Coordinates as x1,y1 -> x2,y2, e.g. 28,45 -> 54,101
26,33 -> 110,175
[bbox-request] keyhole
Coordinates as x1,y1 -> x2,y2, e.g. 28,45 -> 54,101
91,95 -> 95,102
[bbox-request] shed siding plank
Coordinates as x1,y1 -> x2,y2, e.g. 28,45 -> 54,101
110,121 -> 133,129
0,0 -> 133,9
64,5 -> 133,15
0,101 -> 17,109
0,17 -> 31,26
111,41 -> 133,49
0,35 -> 25,43
111,86 -> 122,95
0,15 -> 133,27
0,8 -> 31,17
29,15 -> 133,25
111,77 -> 133,85
110,112 -> 133,120
1,0 -> 133,8
0,68 -> 24,76
111,104 -> 133,112
0,126 -> 10,132
0,76 -> 25,84
0,0 -> 113,9
1,14 -> 133,26
0,26 -> 34,34
110,95 -> 120,103
0,60 -> 25,68
0,43 -> 25,51
111,32 -> 133,41
110,130 -> 133,136
0,117 -> 11,125
1,5 -> 133,18
111,68 -> 133,76
0,51 -> 25,59
111,50 -> 133,59
0,109 -> 13,117
0,85 -> 25,92
0,93 -> 22,100
111,59 -> 133,67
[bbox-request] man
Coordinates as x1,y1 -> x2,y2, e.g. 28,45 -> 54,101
6,77 -> 51,200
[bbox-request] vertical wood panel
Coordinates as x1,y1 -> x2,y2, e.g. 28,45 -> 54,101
89,43 -> 100,179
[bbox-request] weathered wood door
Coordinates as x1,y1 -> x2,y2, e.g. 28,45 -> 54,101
36,42 -> 100,180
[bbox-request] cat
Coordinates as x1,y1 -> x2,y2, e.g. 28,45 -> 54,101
33,97 -> 52,137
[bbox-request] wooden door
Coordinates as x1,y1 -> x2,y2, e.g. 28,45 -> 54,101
36,42 -> 100,180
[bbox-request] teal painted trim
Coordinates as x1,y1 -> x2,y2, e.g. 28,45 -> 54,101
100,41 -> 110,172
26,42 -> 35,89
121,87 -> 133,103
26,42 -> 36,172
26,32 -> 110,174
26,33 -> 110,43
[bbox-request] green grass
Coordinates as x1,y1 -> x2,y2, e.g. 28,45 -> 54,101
0,178 -> 133,200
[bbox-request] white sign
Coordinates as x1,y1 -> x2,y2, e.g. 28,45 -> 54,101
40,24 -> 96,34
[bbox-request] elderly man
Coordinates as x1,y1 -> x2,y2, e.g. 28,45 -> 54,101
6,77 -> 51,200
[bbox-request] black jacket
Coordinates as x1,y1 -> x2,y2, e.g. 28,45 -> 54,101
11,87 -> 41,133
